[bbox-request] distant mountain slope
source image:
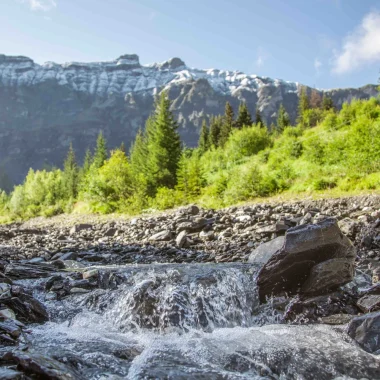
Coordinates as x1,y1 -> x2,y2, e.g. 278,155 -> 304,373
0,53 -> 377,186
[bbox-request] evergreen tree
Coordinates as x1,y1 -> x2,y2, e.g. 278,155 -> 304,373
198,120 -> 210,153
276,104 -> 290,133
130,128 -> 148,176
322,95 -> 334,111
93,132 -> 108,169
209,116 -> 222,148
63,143 -> 78,199
310,89 -> 322,109
255,107 -> 264,127
297,86 -> 310,126
176,149 -> 204,200
82,149 -> 92,174
119,141 -> 126,153
219,102 -> 234,147
236,103 -> 253,129
145,91 -> 182,194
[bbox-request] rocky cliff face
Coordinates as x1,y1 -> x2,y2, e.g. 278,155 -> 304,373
0,53 -> 377,186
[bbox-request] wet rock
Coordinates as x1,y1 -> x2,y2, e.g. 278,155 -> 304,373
347,311 -> 380,354
83,269 -> 99,279
357,294 -> 380,313
0,320 -> 22,339
61,260 -> 85,270
0,308 -> 16,320
0,368 -> 23,379
321,314 -> 354,325
301,258 -> 355,295
70,287 -> 90,294
58,251 -> 77,261
248,236 -> 284,266
257,218 -> 356,302
2,293 -> 48,323
284,291 -> 359,323
5,263 -> 56,279
1,351 -> 83,380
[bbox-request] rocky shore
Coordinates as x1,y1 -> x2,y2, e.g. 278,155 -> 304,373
0,194 -> 380,378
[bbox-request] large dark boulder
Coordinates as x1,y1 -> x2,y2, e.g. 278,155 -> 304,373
257,218 -> 355,302
347,311 -> 380,354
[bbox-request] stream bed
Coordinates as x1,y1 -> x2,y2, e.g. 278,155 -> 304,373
6,263 -> 380,379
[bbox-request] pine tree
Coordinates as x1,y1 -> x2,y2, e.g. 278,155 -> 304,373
198,120 -> 210,153
310,89 -> 322,109
145,91 -> 182,194
255,107 -> 264,127
236,103 -> 253,129
130,128 -> 148,176
63,143 -> 78,199
93,132 -> 108,169
209,116 -> 222,148
277,104 -> 290,133
82,149 -> 92,174
297,86 -> 310,126
322,95 -> 334,111
219,102 -> 234,147
119,141 -> 126,153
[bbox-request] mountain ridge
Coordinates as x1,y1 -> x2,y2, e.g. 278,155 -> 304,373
0,53 -> 378,188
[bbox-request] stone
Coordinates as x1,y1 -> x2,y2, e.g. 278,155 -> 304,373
338,218 -> 357,237
70,224 -> 93,235
284,292 -> 358,323
2,351 -> 82,379
347,311 -> 380,354
61,260 -> 85,270
257,218 -> 356,302
4,263 -> 56,279
149,230 -> 173,242
59,251 -> 77,261
175,230 -> 188,248
357,295 -> 380,313
199,230 -> 215,241
186,205 -> 200,215
0,308 -> 16,320
70,287 -> 90,294
321,314 -> 354,325
248,236 -> 285,266
235,215 -> 251,222
83,269 -> 99,279
0,368 -> 23,379
1,293 -> 48,323
104,228 -> 118,237
301,258 -> 355,295
372,267 -> 380,284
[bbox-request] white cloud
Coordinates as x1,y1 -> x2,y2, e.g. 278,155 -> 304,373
314,58 -> 322,73
255,47 -> 268,68
18,0 -> 57,12
256,55 -> 264,68
332,11 -> 380,74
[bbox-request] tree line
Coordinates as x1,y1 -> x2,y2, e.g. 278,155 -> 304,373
0,87 -> 378,221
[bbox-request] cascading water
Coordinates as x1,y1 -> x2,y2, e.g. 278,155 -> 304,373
16,263 -> 380,379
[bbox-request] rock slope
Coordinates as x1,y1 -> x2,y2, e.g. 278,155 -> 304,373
0,53 -> 377,185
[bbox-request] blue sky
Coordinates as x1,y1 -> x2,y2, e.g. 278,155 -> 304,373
1,0 -> 380,89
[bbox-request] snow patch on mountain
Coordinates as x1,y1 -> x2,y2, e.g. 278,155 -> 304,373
0,54 -> 299,97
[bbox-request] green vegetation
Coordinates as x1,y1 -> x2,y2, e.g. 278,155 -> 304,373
0,90 -> 379,221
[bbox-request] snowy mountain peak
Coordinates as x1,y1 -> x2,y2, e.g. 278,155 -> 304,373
0,53 -> 301,97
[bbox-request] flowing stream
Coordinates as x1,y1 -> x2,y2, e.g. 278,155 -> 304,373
16,263 -> 380,379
